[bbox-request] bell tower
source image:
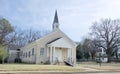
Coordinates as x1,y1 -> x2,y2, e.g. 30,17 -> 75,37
52,10 -> 59,31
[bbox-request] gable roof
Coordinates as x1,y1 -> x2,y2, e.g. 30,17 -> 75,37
47,37 -> 62,44
58,30 -> 77,47
20,29 -> 76,49
47,37 -> 75,48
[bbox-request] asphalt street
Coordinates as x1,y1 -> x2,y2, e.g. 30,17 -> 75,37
1,72 -> 119,74
73,72 -> 120,74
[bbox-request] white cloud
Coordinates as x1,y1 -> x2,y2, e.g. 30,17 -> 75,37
1,0 -> 120,41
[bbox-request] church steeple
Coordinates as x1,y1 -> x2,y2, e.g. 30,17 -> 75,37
53,10 -> 59,24
52,10 -> 59,31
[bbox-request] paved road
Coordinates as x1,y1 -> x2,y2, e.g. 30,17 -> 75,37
24,72 -> 120,74
1,71 -> 119,74
59,72 -> 119,74
42,72 -> 120,74
29,72 -> 120,74
74,72 -> 120,74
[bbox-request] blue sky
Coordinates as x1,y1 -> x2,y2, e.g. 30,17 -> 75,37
0,0 -> 120,41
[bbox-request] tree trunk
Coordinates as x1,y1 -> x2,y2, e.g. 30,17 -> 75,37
91,54 -> 94,60
106,48 -> 112,63
115,52 -> 118,62
107,54 -> 111,63
116,53 -> 118,59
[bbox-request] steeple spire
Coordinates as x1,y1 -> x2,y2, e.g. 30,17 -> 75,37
53,10 -> 59,24
52,10 -> 60,31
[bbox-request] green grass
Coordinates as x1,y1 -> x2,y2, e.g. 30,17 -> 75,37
0,62 -> 120,72
0,64 -> 84,72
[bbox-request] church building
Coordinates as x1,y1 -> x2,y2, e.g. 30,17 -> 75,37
20,11 -> 77,65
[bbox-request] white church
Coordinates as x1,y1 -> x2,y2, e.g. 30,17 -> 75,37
9,11 -> 77,65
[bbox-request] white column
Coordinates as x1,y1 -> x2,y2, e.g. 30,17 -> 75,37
68,48 -> 70,58
47,47 -> 50,60
50,46 -> 52,64
35,48 -> 37,64
71,48 -> 72,63
69,48 -> 71,58
53,47 -> 55,63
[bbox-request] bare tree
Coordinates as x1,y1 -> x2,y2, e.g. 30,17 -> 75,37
88,39 -> 98,60
90,18 -> 120,62
82,39 -> 91,60
8,28 -> 50,50
82,38 -> 97,60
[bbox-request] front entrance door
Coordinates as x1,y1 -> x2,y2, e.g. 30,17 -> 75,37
55,48 -> 62,62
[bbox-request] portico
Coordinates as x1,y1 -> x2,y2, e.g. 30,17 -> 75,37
47,37 -> 73,64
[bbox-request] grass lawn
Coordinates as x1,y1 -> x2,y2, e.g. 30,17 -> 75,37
0,64 -> 84,72
0,62 -> 120,72
78,62 -> 120,71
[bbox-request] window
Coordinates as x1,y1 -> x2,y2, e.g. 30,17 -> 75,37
23,53 -> 25,58
26,52 -> 27,58
40,48 -> 44,56
32,48 -> 34,55
24,53 -> 25,58
29,51 -> 31,57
